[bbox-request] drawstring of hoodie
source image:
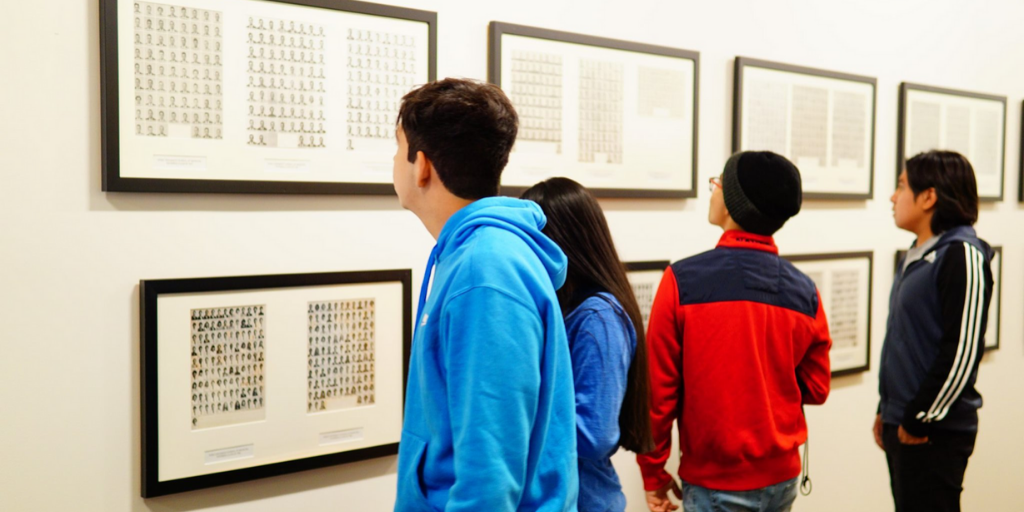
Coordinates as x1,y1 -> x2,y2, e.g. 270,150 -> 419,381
800,405 -> 812,496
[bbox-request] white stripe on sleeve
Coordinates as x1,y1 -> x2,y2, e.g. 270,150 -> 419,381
921,243 -> 983,423
932,245 -> 985,421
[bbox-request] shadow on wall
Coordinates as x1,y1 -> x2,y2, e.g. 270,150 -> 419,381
127,284 -> 398,512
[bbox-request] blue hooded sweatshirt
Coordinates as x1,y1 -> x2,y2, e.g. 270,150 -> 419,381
395,197 -> 579,512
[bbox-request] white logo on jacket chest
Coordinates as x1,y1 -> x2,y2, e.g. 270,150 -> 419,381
420,313 -> 429,327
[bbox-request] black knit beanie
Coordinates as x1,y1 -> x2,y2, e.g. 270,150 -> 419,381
721,151 -> 802,236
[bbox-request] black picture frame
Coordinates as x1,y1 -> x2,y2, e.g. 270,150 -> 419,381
733,57 -> 877,201
101,0 -> 437,195
783,251 -> 874,377
141,269 -> 412,497
624,260 -> 670,273
897,82 -> 1007,202
895,246 -> 1002,350
488,22 -> 700,199
1019,101 -> 1024,203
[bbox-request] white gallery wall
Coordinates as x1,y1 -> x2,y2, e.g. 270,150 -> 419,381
1,0 -> 1022,510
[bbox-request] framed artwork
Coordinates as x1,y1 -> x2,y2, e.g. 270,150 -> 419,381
783,252 -> 873,376
140,269 -> 412,497
101,0 -> 436,195
489,22 -> 699,198
625,260 -> 670,332
733,57 -> 876,200
895,246 -> 1001,350
897,83 -> 1006,201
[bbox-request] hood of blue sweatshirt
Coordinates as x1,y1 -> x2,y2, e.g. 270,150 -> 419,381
430,196 -> 567,292
395,196 -> 578,511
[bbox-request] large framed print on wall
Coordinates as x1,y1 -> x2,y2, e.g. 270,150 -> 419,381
140,269 -> 411,497
625,260 -> 669,332
733,57 -> 877,200
783,252 -> 873,376
898,83 -> 1006,201
895,246 -> 1001,350
101,0 -> 436,195
489,22 -> 699,198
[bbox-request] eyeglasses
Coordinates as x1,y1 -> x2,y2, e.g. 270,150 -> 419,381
708,176 -> 722,193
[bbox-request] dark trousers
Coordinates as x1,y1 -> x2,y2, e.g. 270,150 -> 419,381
882,423 -> 976,512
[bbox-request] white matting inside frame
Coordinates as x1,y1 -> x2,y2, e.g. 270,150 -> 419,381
789,255 -> 871,373
497,34 -> 695,193
902,89 -> 1004,200
626,267 -> 665,332
118,0 -> 430,184
155,281 -> 404,482
739,66 -> 874,197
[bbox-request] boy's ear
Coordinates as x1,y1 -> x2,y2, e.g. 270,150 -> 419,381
414,150 -> 433,188
919,187 -> 938,211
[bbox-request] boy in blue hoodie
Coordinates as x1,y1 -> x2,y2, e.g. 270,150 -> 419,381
391,78 -> 578,512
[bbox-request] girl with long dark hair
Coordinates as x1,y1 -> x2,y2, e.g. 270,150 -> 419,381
522,177 -> 653,512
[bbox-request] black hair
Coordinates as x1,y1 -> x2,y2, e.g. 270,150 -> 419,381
521,177 -> 654,454
905,150 -> 979,233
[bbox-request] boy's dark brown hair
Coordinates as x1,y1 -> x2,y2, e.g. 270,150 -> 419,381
398,78 -> 518,199
905,150 -> 979,233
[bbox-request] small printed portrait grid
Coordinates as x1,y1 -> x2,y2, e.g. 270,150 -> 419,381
133,1 -> 224,139
345,29 -> 418,148
579,59 -> 624,164
638,66 -> 686,119
791,85 -> 829,167
246,16 -> 327,148
746,79 -> 788,156
510,50 -> 563,148
805,270 -> 860,349
190,305 -> 266,429
631,282 -> 655,331
831,91 -> 868,167
308,299 -> 376,412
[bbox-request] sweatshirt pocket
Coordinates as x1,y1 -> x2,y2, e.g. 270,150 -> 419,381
395,431 -> 435,512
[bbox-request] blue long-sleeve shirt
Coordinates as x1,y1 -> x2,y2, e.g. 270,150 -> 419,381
565,292 -> 636,512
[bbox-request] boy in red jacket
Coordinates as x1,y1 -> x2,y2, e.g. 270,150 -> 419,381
638,151 -> 832,512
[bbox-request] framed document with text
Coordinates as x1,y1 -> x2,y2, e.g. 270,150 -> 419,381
734,57 -> 876,200
140,269 -> 411,497
896,246 -> 1001,350
898,83 -> 1006,201
784,252 -> 873,376
489,22 -> 699,198
101,0 -> 436,194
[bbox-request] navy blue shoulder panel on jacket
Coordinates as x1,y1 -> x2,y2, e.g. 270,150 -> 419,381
671,247 -> 819,318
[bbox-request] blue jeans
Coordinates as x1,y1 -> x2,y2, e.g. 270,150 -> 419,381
682,477 -> 799,512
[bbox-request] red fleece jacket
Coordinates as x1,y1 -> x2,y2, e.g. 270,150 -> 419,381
637,231 -> 832,491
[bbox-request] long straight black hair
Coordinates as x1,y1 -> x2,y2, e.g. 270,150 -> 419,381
521,177 -> 654,454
